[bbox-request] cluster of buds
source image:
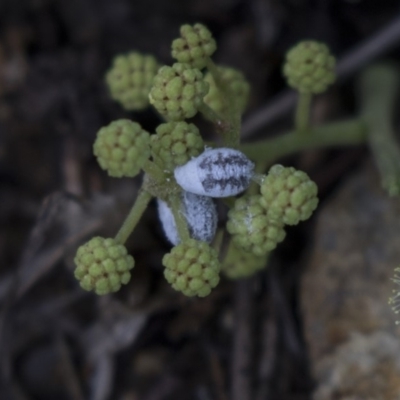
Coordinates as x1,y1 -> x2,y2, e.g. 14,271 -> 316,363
73,23 -> 326,298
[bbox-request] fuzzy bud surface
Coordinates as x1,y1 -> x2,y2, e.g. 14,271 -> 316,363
74,237 -> 134,295
93,119 -> 151,178
149,63 -> 208,121
106,52 -> 159,110
259,164 -> 319,226
227,195 -> 286,256
162,239 -> 220,297
151,121 -> 204,171
283,41 -> 336,94
171,23 -> 216,69
222,244 -> 268,279
203,66 -> 250,117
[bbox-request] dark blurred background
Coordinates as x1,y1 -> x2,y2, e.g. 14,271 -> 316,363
0,0 -> 399,399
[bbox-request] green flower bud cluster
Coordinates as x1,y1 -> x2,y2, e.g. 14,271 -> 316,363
222,244 -> 268,279
283,40 -> 336,94
93,119 -> 151,178
227,195 -> 286,256
171,23 -> 216,69
74,237 -> 134,295
73,24 -> 330,299
106,52 -> 159,111
151,121 -> 204,171
162,239 -> 220,297
204,66 -> 250,117
260,164 -> 318,226
149,63 -> 209,121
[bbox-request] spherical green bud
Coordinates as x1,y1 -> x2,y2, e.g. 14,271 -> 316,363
151,121 -> 204,171
171,24 -> 216,69
74,236 -> 134,295
162,239 -> 220,297
226,195 -> 286,256
283,41 -> 336,94
105,52 -> 159,111
93,119 -> 151,178
203,66 -> 250,117
149,63 -> 209,121
259,164 -> 319,225
222,244 -> 268,279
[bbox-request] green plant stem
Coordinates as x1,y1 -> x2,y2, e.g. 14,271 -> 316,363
206,58 -> 224,88
115,190 -> 153,244
199,101 -> 237,147
142,160 -> 165,181
358,64 -> 400,196
250,173 -> 265,185
247,162 -> 268,195
198,101 -> 223,124
295,92 -> 312,134
229,108 -> 242,149
169,194 -> 190,242
212,228 -> 224,255
205,58 -> 241,148
240,118 -> 367,164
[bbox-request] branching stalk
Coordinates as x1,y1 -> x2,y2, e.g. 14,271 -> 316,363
240,118 -> 367,164
358,64 -> 400,196
295,92 -> 312,134
205,58 -> 241,148
169,194 -> 190,242
115,190 -> 153,244
142,159 -> 165,181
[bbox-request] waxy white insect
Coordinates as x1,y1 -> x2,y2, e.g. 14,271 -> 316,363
157,191 -> 218,245
174,148 -> 254,197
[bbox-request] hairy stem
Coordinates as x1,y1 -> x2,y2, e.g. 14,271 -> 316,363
206,58 -> 225,89
142,159 -> 165,181
358,64 -> 400,196
199,101 -> 223,124
199,102 -> 238,148
115,190 -> 153,244
169,194 -> 190,242
295,92 -> 312,134
240,118 -> 367,164
205,58 -> 241,148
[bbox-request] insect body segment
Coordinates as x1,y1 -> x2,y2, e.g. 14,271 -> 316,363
174,148 -> 254,197
158,191 -> 217,245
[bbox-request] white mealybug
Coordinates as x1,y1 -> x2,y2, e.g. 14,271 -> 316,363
157,191 -> 218,245
174,148 -> 254,197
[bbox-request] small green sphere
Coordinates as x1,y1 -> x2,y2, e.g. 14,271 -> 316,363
149,63 -> 209,121
105,52 -> 159,111
151,121 -> 204,171
222,244 -> 268,279
259,164 -> 319,226
226,195 -> 286,256
171,23 -> 217,69
283,41 -> 336,94
93,119 -> 151,178
74,237 -> 134,295
162,239 -> 220,297
203,66 -> 250,118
